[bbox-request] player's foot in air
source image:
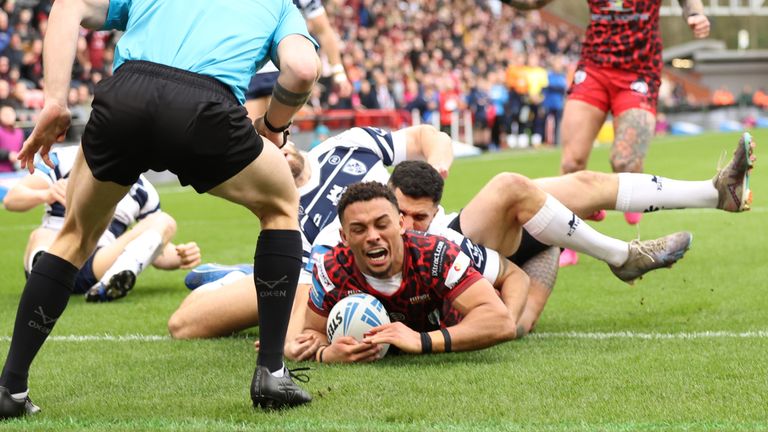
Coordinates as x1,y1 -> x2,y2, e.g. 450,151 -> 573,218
624,212 -> 643,225
609,232 -> 693,284
184,263 -> 254,290
85,270 -> 136,302
714,132 -> 756,212
0,387 -> 40,420
558,248 -> 579,267
250,365 -> 312,410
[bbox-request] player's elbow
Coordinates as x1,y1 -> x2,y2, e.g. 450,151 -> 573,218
283,54 -> 321,89
490,307 -> 518,343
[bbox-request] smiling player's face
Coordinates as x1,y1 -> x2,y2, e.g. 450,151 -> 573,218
340,198 -> 405,278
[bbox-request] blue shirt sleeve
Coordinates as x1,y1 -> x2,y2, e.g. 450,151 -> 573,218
270,0 -> 318,66
102,0 -> 132,31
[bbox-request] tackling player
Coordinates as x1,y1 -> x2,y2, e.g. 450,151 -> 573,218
3,145 -> 201,302
390,132 -> 755,335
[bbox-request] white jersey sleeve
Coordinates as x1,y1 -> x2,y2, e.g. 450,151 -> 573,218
426,222 -> 501,284
311,127 -> 408,167
111,174 -> 161,228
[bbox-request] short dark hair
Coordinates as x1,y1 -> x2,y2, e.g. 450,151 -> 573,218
338,182 -> 400,223
388,160 -> 443,204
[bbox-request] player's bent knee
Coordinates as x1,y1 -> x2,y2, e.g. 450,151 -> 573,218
153,211 -> 178,242
167,312 -> 201,340
490,173 -> 539,202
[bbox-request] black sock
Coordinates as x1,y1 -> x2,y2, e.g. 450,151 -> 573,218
0,253 -> 76,393
253,229 -> 301,373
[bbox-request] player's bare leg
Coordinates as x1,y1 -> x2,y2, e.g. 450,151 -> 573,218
559,99 -> 607,175
208,141 -> 310,408
22,228 -> 57,275
1,151 -> 129,418
612,108 -> 655,225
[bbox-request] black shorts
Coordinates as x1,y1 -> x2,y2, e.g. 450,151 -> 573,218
245,71 -> 279,100
82,60 -> 263,193
73,249 -> 101,294
447,212 -> 552,267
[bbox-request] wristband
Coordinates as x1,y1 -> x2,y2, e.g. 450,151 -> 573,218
420,332 -> 432,354
440,328 -> 452,353
262,113 -> 291,148
316,345 -> 329,363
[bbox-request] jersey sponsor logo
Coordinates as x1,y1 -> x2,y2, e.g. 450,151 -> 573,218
445,253 -> 471,288
310,278 -> 327,310
567,213 -> 580,237
431,241 -> 447,277
389,312 -> 406,322
315,258 -> 335,292
409,293 -> 431,304
329,155 -> 342,165
461,238 -> 486,271
574,69 -> 587,85
326,185 -> 347,207
630,79 -> 649,95
342,158 -> 367,176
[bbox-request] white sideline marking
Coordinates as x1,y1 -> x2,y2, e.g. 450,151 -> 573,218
530,330 -> 768,340
2,331 -> 768,343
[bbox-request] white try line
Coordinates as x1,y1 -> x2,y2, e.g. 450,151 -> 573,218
529,330 -> 768,340
3,331 -> 768,343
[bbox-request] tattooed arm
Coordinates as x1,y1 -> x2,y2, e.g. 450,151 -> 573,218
517,246 -> 560,337
500,0 -> 556,10
677,0 -> 710,38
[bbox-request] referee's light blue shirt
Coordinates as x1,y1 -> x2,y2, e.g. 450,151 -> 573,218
103,0 -> 317,104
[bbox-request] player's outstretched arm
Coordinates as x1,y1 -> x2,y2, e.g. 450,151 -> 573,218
365,280 -> 516,353
3,176 -> 65,212
306,11 -> 351,94
403,125 -> 454,179
500,0 -> 556,10
151,242 -> 201,270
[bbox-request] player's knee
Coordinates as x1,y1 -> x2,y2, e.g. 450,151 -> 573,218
490,173 -> 538,202
167,311 -> 199,340
610,157 -> 642,173
561,158 -> 587,174
571,170 -> 609,189
152,211 -> 178,242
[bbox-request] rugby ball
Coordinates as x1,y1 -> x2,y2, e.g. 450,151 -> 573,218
326,293 -> 390,357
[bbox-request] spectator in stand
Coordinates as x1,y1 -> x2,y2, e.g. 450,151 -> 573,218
20,37 -> 42,88
0,11 -> 11,54
0,105 -> 22,173
737,85 -> 753,108
358,79 -> 379,109
524,52 -> 548,147
489,69 -> 509,150
712,85 -> 735,106
753,88 -> 768,110
467,77 -> 492,149
542,54 -> 567,146
505,51 -> 527,146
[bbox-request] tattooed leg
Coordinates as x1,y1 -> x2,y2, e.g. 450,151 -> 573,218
516,247 -> 560,337
611,109 -> 655,173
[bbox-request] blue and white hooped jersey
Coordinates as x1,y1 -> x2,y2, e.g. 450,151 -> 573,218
297,127 -> 407,281
32,146 -> 161,247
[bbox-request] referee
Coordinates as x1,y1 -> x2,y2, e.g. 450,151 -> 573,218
0,0 -> 320,417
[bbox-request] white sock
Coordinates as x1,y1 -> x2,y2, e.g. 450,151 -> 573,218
524,195 -> 629,267
615,173 -> 718,213
195,271 -> 247,293
100,230 -> 164,284
11,390 -> 28,401
270,364 -> 286,378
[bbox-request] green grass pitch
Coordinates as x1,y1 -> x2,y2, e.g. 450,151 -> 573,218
0,130 -> 766,431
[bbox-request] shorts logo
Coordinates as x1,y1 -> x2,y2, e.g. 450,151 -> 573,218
329,155 -> 342,165
631,79 -> 649,95
573,70 -> 587,85
342,158 -> 367,176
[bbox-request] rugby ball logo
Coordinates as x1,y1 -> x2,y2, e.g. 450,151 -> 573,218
326,293 -> 391,357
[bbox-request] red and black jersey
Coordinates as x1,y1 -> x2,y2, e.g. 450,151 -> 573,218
309,231 -> 483,332
580,0 -> 662,85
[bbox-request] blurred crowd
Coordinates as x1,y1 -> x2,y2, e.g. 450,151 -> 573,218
0,0 -> 765,167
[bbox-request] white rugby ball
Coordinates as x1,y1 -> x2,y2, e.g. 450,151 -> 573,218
326,293 -> 390,357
